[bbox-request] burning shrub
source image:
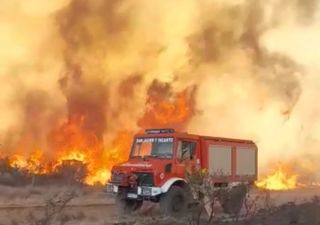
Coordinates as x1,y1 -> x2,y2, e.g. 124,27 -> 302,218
54,160 -> 87,185
29,160 -> 88,186
0,157 -> 88,186
0,158 -> 29,186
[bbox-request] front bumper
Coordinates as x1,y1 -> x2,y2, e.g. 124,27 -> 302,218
105,183 -> 162,198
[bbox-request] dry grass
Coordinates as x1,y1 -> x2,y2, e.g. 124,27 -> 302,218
0,184 -> 319,225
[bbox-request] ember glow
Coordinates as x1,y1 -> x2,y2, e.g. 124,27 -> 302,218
1,0 -> 320,186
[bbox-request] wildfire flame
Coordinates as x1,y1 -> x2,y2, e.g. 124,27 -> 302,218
9,154 -> 28,169
1,87 -> 194,186
256,165 -> 298,191
2,116 -> 132,185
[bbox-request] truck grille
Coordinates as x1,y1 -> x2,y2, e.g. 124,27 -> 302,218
110,172 -> 124,184
134,172 -> 154,186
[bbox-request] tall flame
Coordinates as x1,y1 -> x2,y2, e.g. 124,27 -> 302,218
1,87 -> 193,185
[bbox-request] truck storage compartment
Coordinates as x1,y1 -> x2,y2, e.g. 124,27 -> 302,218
208,145 -> 232,176
236,147 -> 256,176
205,140 -> 257,179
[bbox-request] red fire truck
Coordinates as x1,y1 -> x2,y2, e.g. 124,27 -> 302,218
107,128 -> 257,215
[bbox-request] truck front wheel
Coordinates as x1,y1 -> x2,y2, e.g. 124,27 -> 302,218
115,194 -> 143,214
160,186 -> 189,217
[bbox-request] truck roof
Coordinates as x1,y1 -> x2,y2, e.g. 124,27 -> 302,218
200,135 -> 255,144
138,128 -> 256,145
174,132 -> 255,144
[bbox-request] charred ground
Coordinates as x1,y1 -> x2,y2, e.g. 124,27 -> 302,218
0,184 -> 318,225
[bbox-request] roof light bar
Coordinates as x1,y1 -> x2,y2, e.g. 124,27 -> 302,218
145,128 -> 175,134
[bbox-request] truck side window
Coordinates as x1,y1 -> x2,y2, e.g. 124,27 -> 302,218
177,141 -> 196,161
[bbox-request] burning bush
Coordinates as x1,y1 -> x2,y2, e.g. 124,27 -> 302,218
0,158 -> 29,186
0,156 -> 89,186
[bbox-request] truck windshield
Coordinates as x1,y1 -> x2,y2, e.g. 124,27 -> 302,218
131,137 -> 174,159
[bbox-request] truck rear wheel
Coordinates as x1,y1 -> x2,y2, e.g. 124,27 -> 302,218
220,184 -> 248,215
160,186 -> 189,217
115,194 -> 143,214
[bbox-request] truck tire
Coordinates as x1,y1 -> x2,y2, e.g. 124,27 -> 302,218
160,185 -> 189,217
115,194 -> 143,214
219,184 -> 248,215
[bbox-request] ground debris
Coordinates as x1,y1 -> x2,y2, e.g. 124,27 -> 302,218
112,198 -> 320,225
104,216 -> 186,225
221,199 -> 320,225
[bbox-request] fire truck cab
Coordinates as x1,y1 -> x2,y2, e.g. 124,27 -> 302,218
107,128 -> 258,215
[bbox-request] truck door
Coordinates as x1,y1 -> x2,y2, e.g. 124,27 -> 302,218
176,139 -> 198,174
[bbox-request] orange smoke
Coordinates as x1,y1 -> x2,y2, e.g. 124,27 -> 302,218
138,81 -> 196,130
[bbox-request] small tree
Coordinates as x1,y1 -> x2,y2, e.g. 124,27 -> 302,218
186,169 -> 220,225
186,169 -> 249,225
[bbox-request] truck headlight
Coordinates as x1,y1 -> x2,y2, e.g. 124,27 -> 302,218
141,187 -> 152,196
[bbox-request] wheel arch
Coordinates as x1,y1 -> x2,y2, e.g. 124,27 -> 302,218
160,177 -> 188,193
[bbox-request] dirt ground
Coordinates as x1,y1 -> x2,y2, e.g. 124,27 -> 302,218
0,185 -> 319,225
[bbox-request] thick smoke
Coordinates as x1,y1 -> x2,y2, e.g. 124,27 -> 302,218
0,0 -> 67,154
137,80 -> 197,130
0,0 -> 319,178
